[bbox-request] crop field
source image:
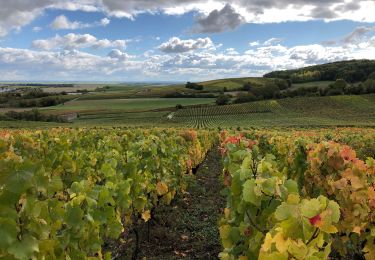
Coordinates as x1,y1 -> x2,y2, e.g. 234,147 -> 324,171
165,94 -> 375,128
1,94 -> 374,128
198,77 -> 274,91
290,81 -> 334,90
44,98 -> 215,113
1,127 -> 374,259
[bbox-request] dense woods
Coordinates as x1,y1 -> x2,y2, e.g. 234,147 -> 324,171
264,59 -> 375,83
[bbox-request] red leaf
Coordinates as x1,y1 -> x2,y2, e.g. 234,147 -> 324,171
309,214 -> 322,226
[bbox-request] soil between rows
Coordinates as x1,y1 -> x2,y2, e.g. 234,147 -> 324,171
114,148 -> 225,259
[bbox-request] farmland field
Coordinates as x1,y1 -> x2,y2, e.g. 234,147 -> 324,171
1,127 -> 374,259
2,1 -> 375,258
44,98 -> 215,112
1,94 -> 374,128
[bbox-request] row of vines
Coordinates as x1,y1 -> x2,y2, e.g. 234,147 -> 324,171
218,129 -> 375,259
0,128 -> 216,259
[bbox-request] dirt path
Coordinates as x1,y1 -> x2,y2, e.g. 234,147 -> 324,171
125,148 -> 225,260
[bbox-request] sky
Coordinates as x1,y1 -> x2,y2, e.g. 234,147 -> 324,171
0,0 -> 375,82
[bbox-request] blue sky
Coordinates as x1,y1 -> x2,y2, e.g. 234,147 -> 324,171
0,0 -> 375,82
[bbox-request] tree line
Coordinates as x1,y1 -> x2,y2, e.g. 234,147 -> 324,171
264,59 -> 375,83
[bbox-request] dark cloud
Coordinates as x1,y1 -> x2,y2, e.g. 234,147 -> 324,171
192,4 -> 244,33
310,6 -> 337,19
334,2 -> 361,12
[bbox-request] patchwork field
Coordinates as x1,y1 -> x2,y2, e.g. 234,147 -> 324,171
1,94 -> 374,128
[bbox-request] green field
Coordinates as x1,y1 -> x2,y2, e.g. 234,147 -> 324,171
44,98 -> 215,113
198,77 -> 273,91
2,94 -> 374,128
165,94 -> 375,128
289,81 -> 334,90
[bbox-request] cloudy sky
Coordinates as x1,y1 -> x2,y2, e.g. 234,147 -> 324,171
0,0 -> 375,82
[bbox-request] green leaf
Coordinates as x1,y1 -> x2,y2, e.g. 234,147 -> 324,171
65,205 -> 84,228
231,171 -> 242,196
8,235 -> 39,260
284,180 -> 299,194
243,179 -> 260,206
327,200 -> 340,223
301,199 -> 322,218
0,218 -> 18,250
275,203 -> 293,221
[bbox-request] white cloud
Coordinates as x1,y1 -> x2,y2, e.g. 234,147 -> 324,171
249,41 -> 260,47
32,33 -> 128,50
1,34 -> 375,81
100,17 -> 110,26
0,47 -> 144,80
158,37 -> 215,53
225,48 -> 239,55
50,15 -> 110,30
1,0 -> 375,37
264,38 -> 284,46
342,26 -> 375,44
32,26 -> 42,32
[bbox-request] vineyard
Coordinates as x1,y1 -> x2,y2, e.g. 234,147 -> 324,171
166,95 -> 375,128
168,101 -> 281,128
0,127 -> 375,259
218,129 -> 375,259
0,128 -> 216,259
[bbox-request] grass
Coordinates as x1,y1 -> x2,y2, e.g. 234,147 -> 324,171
165,94 -> 375,128
198,77 -> 273,91
2,94 -> 374,128
44,98 -> 215,113
290,81 -> 334,90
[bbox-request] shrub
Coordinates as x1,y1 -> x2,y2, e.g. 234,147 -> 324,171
233,92 -> 257,103
216,94 -> 231,106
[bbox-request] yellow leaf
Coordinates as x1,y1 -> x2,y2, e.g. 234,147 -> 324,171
287,194 -> 300,204
156,182 -> 168,196
352,226 -> 361,234
364,238 -> 375,260
274,232 -> 288,253
142,210 -> 151,222
224,208 -> 231,219
261,233 -> 273,252
323,225 -> 338,234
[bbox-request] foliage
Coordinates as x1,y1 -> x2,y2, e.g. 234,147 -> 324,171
0,128 -> 216,259
233,93 -> 257,104
264,59 -> 375,83
218,130 -> 375,259
216,94 -> 231,106
186,82 -> 204,90
2,109 -> 66,123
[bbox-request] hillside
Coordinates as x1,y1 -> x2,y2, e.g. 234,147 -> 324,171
264,59 -> 375,83
2,94 -> 374,128
196,77 -> 274,91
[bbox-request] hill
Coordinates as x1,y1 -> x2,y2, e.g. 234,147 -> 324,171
1,94 -> 374,128
264,59 -> 375,83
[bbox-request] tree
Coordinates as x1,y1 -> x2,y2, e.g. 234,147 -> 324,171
364,79 -> 375,93
344,84 -> 364,95
242,83 -> 251,91
368,71 -> 375,80
324,79 -> 347,95
186,82 -> 203,90
234,92 -> 257,103
250,83 -> 280,100
216,94 -> 231,106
